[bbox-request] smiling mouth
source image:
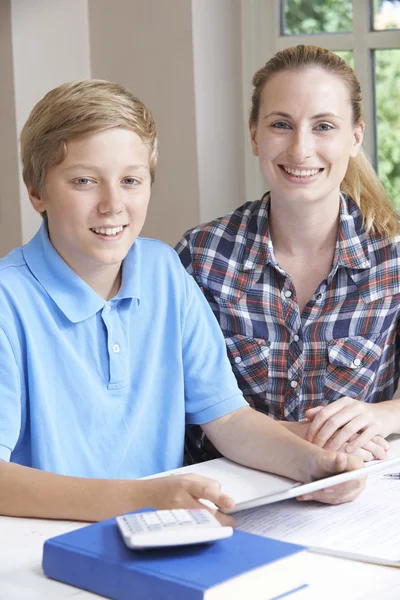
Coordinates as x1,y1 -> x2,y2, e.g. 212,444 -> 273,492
90,225 -> 127,236
279,165 -> 324,178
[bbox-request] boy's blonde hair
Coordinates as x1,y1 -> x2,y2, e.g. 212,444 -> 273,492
250,45 -> 399,238
21,79 -> 158,197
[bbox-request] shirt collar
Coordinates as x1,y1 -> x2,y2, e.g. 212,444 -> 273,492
336,194 -> 371,270
242,192 -> 371,272
23,222 -> 140,323
241,193 -> 273,271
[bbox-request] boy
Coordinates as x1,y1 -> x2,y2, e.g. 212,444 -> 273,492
0,80 -> 364,522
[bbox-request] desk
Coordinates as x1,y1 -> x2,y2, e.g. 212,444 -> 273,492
1,515 -> 399,600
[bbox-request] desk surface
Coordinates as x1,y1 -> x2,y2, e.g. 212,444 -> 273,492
1,514 -> 400,600
3,436 -> 400,600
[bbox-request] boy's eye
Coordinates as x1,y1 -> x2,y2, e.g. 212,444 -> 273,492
74,178 -> 92,185
122,177 -> 139,185
271,121 -> 291,129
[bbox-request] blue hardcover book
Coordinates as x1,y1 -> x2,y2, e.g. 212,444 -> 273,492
42,510 -> 308,600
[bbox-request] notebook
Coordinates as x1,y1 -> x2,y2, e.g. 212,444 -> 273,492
42,508 -> 309,600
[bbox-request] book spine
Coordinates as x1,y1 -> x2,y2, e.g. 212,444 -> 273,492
42,541 -> 203,600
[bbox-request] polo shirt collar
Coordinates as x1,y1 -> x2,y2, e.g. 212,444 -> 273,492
23,223 -> 140,323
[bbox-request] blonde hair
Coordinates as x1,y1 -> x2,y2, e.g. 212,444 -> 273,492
21,79 -> 158,197
250,45 -> 398,238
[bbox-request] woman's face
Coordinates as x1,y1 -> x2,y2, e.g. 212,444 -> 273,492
250,67 -> 364,206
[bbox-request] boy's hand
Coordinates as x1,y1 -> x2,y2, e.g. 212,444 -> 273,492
141,474 -> 235,526
298,451 -> 365,505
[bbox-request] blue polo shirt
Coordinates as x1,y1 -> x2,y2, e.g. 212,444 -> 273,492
0,224 -> 246,478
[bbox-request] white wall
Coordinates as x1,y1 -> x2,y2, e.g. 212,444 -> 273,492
192,0 -> 245,224
11,0 -> 91,244
0,0 -> 245,253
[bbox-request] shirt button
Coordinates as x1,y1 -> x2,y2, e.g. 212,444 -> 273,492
112,343 -> 120,354
293,334 -> 300,343
316,293 -> 323,300
284,290 -> 292,298
290,380 -> 298,389
234,356 -> 242,364
353,358 -> 361,367
104,304 -> 111,314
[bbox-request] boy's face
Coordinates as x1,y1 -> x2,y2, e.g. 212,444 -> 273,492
28,127 -> 152,279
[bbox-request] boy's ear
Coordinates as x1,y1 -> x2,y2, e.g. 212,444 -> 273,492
27,186 -> 46,214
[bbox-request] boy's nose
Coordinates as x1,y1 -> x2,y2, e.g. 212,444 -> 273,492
98,186 -> 123,214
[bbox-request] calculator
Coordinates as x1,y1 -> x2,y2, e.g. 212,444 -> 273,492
116,508 -> 233,549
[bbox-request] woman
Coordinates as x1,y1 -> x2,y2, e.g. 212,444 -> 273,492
176,45 -> 399,463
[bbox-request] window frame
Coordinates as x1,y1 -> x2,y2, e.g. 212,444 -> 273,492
241,0 -> 400,202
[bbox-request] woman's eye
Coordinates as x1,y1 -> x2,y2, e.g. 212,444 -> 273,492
315,123 -> 333,131
74,178 -> 91,185
123,177 -> 139,185
272,121 -> 291,129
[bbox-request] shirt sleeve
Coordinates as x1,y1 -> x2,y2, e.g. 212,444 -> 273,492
0,324 -> 22,461
175,233 -> 194,275
181,271 -> 248,424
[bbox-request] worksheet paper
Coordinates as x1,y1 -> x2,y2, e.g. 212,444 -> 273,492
149,453 -> 400,512
234,466 -> 400,566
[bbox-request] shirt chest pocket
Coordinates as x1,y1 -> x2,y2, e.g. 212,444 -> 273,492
324,336 -> 383,401
224,334 -> 270,400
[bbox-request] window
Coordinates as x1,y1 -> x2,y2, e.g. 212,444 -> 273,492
242,0 -> 400,208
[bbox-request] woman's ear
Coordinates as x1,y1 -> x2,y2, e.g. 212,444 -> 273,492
249,122 -> 259,157
27,186 -> 46,214
350,122 -> 365,158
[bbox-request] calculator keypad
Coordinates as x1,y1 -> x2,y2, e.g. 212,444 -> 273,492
120,509 -> 219,534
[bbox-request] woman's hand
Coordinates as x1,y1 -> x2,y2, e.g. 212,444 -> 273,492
141,474 -> 235,526
283,417 -> 389,460
305,398 -> 393,456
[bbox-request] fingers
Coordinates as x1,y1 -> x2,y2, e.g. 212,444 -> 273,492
297,476 -> 366,505
324,416 -> 377,452
337,442 -> 374,462
305,399 -> 351,445
185,475 -> 235,510
344,423 -> 381,454
305,406 -> 324,419
346,438 -> 387,461
371,435 -> 390,451
210,509 -> 236,527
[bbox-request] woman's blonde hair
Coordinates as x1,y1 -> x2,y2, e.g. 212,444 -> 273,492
21,79 -> 158,196
250,45 -> 398,237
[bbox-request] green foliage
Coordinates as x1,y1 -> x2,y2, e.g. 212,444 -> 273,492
375,49 -> 400,207
284,0 -> 353,34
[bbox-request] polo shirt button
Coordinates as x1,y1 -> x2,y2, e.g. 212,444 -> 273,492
353,358 -> 361,367
284,290 -> 292,298
290,380 -> 298,389
234,356 -> 242,364
104,304 -> 111,314
112,343 -> 120,354
293,334 -> 300,342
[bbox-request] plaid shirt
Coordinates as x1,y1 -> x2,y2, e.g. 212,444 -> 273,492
176,194 -> 400,422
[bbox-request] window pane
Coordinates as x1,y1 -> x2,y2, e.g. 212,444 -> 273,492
333,50 -> 354,68
372,0 -> 400,31
374,49 -> 400,208
282,0 -> 352,35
